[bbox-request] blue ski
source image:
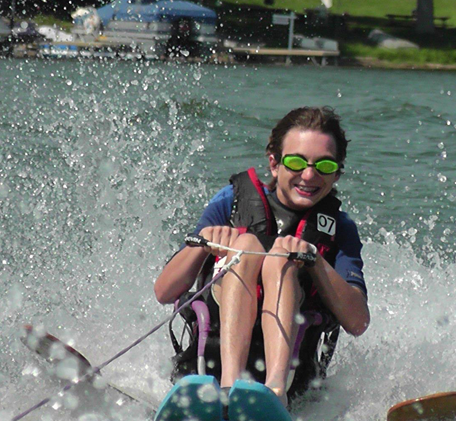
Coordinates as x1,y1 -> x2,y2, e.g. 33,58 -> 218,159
155,375 -> 223,421
229,379 -> 293,421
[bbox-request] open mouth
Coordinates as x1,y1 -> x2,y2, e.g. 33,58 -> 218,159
295,185 -> 320,195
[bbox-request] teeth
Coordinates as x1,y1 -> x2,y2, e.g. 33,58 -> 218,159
297,186 -> 317,192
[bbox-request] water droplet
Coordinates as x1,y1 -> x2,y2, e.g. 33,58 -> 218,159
63,393 -> 79,410
51,400 -> 62,410
22,364 -> 41,377
197,383 -> 219,403
92,375 -> 107,389
179,395 -> 191,408
55,358 -> 80,381
412,402 -> 424,415
437,173 -> 447,183
254,359 -> 266,372
295,313 -> 306,325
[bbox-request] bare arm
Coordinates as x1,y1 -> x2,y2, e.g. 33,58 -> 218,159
154,246 -> 209,304
271,235 -> 369,336
308,254 -> 370,336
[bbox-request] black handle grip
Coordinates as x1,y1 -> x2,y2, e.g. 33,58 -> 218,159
185,234 -> 209,247
288,252 -> 316,267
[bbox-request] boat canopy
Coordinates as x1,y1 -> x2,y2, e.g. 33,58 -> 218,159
96,0 -> 217,25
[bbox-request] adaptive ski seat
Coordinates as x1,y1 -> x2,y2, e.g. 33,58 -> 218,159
169,289 -> 340,399
169,168 -> 343,398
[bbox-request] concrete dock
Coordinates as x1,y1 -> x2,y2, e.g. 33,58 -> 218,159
230,47 -> 339,65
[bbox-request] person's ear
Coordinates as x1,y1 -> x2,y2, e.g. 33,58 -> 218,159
269,154 -> 279,178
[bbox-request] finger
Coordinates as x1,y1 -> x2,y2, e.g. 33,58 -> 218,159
278,235 -> 298,252
199,227 -> 218,254
228,228 -> 239,248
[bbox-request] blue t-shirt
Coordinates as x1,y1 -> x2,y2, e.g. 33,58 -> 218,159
193,185 -> 367,297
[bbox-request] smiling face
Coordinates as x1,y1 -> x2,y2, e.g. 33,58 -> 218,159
269,128 -> 340,210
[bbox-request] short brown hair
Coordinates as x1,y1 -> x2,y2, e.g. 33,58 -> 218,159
266,106 -> 349,191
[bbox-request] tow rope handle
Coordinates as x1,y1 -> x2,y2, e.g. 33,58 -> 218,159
185,234 -> 210,247
185,234 -> 316,267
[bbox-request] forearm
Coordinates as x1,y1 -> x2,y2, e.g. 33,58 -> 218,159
155,225 -> 241,304
154,246 -> 209,304
308,254 -> 370,336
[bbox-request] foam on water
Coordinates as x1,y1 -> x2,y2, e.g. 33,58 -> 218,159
1,59 -> 456,420
291,239 -> 456,420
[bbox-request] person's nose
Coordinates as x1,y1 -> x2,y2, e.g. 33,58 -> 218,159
300,165 -> 319,180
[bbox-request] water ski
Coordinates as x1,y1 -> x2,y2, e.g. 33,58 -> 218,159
387,391 -> 456,421
22,324 -> 93,378
21,324 -> 157,411
154,374 -> 222,421
229,379 -> 292,421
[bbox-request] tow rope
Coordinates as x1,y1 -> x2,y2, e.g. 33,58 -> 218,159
13,234 -> 314,421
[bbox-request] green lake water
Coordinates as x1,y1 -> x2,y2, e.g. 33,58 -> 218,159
1,59 -> 455,420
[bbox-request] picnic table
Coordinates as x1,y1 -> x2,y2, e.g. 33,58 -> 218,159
386,14 -> 450,28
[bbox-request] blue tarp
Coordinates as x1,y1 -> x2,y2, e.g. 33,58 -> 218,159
97,0 -> 217,25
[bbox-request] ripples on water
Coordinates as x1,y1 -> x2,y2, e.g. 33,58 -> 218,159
0,59 -> 455,420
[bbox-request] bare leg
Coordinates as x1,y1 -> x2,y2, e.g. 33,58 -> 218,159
261,246 -> 302,406
212,234 -> 265,388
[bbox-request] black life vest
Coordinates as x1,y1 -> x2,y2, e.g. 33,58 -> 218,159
229,167 -> 341,304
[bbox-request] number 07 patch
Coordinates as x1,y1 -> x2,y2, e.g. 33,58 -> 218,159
317,213 -> 336,236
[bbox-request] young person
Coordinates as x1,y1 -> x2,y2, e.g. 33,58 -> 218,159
154,106 -> 370,407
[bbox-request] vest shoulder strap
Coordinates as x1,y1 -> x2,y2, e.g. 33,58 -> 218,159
229,167 -> 275,235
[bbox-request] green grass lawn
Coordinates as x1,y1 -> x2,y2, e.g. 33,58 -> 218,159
221,0 -> 456,27
28,1 -> 456,66
33,14 -> 73,31
216,0 -> 456,65
342,43 -> 456,65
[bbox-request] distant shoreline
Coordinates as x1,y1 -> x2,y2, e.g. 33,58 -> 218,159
4,43 -> 456,72
339,56 -> 456,71
221,53 -> 456,71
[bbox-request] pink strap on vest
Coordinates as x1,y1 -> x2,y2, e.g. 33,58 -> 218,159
247,167 -> 273,235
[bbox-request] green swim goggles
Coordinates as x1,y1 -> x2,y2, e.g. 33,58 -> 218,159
281,154 -> 340,175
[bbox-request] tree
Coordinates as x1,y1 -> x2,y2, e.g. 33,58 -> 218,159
416,0 -> 434,34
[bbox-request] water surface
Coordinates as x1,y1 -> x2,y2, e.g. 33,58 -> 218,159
1,59 -> 455,420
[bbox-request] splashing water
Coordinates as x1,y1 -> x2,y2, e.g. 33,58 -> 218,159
1,59 -> 456,420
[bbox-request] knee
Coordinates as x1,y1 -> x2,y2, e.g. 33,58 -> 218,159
231,233 -> 265,253
269,244 -> 289,256
224,234 -> 264,288
262,245 -> 297,279
263,245 -> 288,268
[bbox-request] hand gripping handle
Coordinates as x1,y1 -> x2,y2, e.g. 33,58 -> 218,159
184,234 -> 209,247
287,251 -> 317,268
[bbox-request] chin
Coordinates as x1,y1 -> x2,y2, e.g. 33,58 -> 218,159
290,196 -> 315,210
